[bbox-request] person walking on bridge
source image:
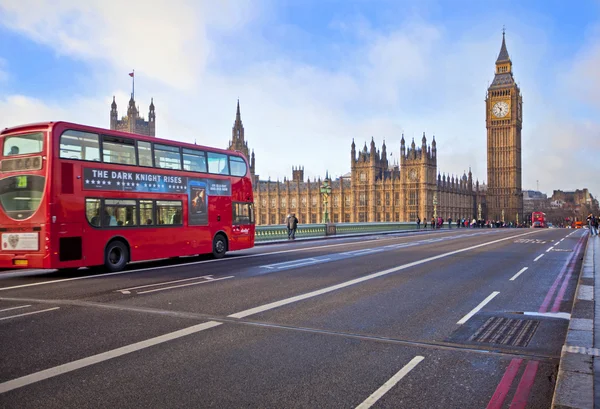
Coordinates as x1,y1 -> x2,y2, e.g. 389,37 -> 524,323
287,213 -> 298,240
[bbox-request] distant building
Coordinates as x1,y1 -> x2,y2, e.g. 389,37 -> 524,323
110,95 -> 156,137
551,189 -> 594,207
523,190 -> 548,215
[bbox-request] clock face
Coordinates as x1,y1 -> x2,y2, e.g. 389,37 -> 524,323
492,101 -> 510,118
409,169 -> 417,181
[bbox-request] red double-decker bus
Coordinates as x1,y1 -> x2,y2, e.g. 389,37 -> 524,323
531,211 -> 547,228
0,121 -> 255,272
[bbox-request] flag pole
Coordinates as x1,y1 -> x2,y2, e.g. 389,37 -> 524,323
132,69 -> 135,100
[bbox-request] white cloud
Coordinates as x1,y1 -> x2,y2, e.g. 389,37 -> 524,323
0,2 -> 598,198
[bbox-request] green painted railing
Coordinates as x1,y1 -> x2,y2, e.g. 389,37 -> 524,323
255,222 -> 422,242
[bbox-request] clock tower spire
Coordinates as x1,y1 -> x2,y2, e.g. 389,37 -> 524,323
485,30 -> 523,224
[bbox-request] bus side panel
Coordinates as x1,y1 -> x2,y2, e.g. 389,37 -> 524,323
208,195 -> 232,244
230,225 -> 255,251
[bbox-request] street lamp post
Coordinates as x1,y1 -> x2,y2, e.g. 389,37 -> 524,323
478,203 -> 482,221
433,193 -> 438,220
501,209 -> 505,224
320,179 -> 332,224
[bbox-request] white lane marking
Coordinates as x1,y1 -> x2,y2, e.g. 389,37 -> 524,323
457,292 -> 500,325
355,356 -> 424,409
137,276 -> 234,294
261,258 -> 321,269
229,231 -> 538,319
0,232 -> 463,292
117,275 -> 218,293
0,305 -> 31,313
0,307 -> 60,322
534,254 -> 544,262
563,346 -> 600,356
509,267 -> 528,281
341,248 -> 385,256
0,321 -> 222,394
546,247 -> 554,252
522,311 -> 571,320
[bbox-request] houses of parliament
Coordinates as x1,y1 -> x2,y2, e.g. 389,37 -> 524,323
110,33 -> 524,226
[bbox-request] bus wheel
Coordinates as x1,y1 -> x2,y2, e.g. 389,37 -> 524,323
212,234 -> 227,259
104,240 -> 129,272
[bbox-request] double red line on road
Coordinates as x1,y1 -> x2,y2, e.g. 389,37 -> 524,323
539,234 -> 586,313
486,358 -> 540,409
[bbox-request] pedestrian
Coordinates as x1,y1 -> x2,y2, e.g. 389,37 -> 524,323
285,214 -> 291,237
416,216 -> 421,230
287,213 -> 298,240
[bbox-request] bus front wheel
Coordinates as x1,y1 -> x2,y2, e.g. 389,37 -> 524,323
104,240 -> 129,272
212,234 -> 227,259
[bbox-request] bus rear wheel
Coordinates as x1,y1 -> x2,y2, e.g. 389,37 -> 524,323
104,240 -> 129,272
212,234 -> 227,259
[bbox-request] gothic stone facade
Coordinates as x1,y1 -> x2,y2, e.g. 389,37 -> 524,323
228,103 -> 485,226
110,96 -> 156,137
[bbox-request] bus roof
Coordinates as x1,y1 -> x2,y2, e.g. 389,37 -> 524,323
1,121 -> 246,159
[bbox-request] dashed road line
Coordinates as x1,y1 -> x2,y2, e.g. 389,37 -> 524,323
457,292 -> 500,325
0,305 -> 31,313
355,356 -> 424,409
509,267 -> 528,281
534,254 -> 544,262
117,275 -> 234,295
0,307 -> 60,322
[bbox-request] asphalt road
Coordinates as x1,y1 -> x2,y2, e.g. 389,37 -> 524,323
0,227 -> 588,409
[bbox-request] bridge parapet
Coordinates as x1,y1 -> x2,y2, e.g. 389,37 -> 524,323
254,222 -> 420,243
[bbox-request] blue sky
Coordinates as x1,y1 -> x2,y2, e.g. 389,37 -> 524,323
0,0 -> 599,197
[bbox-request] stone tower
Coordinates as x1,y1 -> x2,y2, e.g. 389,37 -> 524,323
228,99 -> 256,183
350,137 -> 390,222
485,31 -> 523,223
400,133 -> 437,221
110,96 -> 155,137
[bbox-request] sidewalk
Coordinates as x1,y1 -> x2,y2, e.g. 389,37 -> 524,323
552,234 -> 598,409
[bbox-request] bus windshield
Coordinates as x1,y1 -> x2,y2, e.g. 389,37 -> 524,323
2,132 -> 44,156
0,175 -> 45,220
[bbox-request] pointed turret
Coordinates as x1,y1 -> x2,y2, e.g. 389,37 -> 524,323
148,98 -> 155,122
111,96 -> 117,110
228,99 -> 250,161
496,30 -> 511,63
400,134 -> 406,156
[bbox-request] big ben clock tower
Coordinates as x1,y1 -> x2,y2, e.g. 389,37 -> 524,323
486,30 -> 523,223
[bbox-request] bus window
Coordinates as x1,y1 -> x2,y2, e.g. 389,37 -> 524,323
154,144 -> 181,170
233,202 -> 254,224
183,148 -> 207,173
138,141 -> 153,167
86,198 -> 101,227
229,156 -> 247,177
60,130 -> 100,161
207,152 -> 229,175
140,200 -> 154,225
102,136 -> 136,165
156,200 -> 182,225
104,199 -> 137,227
3,132 -> 44,156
